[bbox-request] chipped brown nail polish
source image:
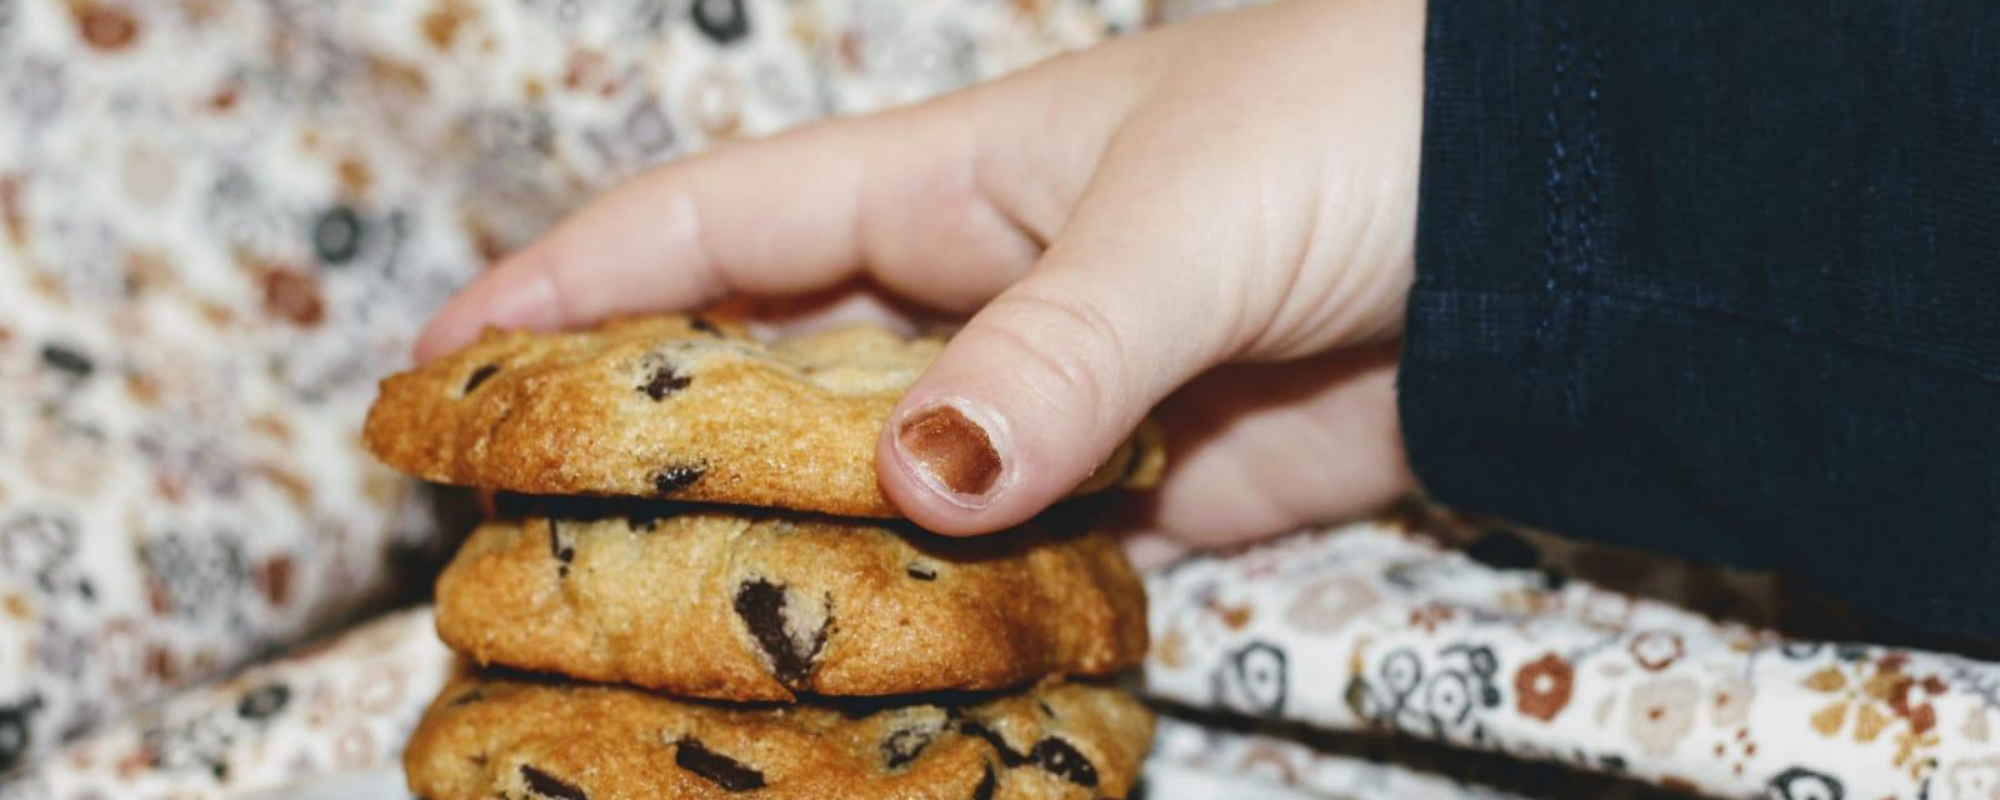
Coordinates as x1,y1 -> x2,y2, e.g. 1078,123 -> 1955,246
896,405 -> 1002,498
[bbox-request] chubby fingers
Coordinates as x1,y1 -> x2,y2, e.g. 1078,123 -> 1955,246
416,109 -> 1003,360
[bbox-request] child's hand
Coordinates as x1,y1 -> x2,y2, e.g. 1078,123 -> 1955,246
417,0 -> 1425,549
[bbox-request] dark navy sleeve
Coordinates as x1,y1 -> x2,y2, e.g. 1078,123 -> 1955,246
1400,0 -> 2000,639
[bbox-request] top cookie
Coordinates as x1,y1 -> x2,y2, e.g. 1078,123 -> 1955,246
364,316 -> 1165,517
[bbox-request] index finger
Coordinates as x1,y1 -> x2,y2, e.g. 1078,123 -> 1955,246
415,115 -> 900,361
412,36 -> 1157,363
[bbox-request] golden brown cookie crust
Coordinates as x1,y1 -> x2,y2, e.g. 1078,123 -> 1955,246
434,505 -> 1149,701
363,316 -> 1165,517
405,671 -> 1154,800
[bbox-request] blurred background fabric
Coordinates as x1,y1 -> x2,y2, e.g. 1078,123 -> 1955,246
0,1 -> 1996,799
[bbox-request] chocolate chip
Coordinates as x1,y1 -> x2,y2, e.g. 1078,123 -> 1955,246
1028,738 -> 1098,787
905,563 -> 937,581
957,721 -> 1025,767
639,362 -> 691,400
732,578 -> 828,687
972,764 -> 996,800
1036,700 -> 1057,719
520,765 -> 589,800
463,364 -> 499,394
653,463 -> 707,495
626,510 -> 671,532
39,344 -> 93,379
689,316 -> 722,336
881,727 -> 936,769
674,739 -> 765,791
236,684 -> 290,721
548,519 -> 575,578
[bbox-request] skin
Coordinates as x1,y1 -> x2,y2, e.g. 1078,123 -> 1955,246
417,0 -> 1427,564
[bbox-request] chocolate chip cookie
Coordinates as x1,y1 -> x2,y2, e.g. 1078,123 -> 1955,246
405,671 -> 1154,800
434,503 -> 1148,701
364,316 -> 1166,517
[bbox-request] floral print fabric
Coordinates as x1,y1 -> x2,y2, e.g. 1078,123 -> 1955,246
0,608 -> 450,800
1146,513 -> 2000,799
3,0 -> 1998,799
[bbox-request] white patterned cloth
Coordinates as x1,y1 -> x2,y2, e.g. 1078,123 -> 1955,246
1146,516 -> 2000,799
0,608 -> 451,800
2,1 -> 1997,799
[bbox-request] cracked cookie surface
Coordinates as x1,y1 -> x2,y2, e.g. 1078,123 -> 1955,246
405,670 -> 1153,800
433,504 -> 1149,701
364,316 -> 1166,517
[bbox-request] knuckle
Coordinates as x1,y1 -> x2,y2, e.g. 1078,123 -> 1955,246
979,290 -> 1131,429
518,243 -> 583,326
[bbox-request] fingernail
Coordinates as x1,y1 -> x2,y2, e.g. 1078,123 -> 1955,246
896,404 -> 1003,501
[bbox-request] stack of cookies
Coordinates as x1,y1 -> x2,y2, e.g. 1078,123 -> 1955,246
363,315 -> 1163,800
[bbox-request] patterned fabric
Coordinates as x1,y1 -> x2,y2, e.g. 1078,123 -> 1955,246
3,1 -> 1998,799
1146,512 -> 2000,800
0,608 -> 450,800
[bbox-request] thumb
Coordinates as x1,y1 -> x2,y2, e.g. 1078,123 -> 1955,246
877,203 -> 1235,534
